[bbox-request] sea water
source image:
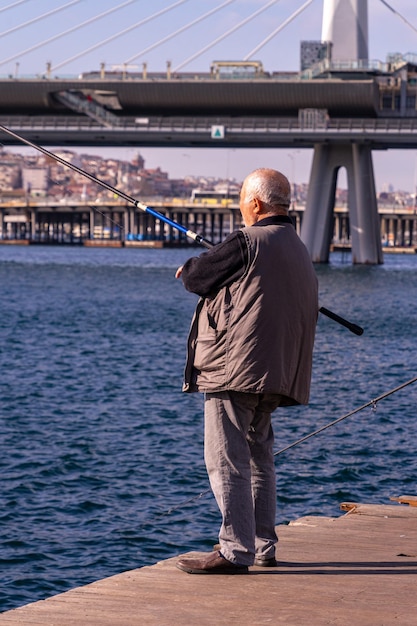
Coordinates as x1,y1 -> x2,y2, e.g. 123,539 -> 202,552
1,245 -> 416,612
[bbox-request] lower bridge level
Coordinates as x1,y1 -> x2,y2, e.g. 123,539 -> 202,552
1,200 -> 416,255
0,201 -> 241,248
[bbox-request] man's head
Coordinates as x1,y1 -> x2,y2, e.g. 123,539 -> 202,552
239,168 -> 291,226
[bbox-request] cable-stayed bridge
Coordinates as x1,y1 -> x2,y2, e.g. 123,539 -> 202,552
0,0 -> 414,77
1,0 -> 417,263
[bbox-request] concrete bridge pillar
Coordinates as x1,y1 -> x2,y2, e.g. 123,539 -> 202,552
300,142 -> 383,264
31,209 -> 37,242
0,209 -> 5,240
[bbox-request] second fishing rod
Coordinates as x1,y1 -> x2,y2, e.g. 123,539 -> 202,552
0,124 -> 363,336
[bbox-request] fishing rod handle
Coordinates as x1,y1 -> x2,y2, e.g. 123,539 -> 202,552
319,306 -> 364,335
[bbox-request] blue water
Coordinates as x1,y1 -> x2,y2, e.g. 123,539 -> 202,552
1,245 -> 416,612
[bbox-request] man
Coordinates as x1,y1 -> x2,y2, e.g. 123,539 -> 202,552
175,168 -> 318,574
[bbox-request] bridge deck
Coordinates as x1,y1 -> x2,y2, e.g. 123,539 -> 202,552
1,499 -> 416,625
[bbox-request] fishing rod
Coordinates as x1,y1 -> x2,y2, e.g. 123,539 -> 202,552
0,124 -> 212,249
0,124 -> 363,335
273,374 -> 417,456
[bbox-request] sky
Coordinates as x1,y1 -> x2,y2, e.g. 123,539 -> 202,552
1,0 -> 417,191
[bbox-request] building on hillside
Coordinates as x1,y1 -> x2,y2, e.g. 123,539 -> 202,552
22,167 -> 49,196
0,162 -> 21,190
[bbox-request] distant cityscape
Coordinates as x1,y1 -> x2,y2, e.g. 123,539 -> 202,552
0,147 -> 241,204
0,147 -> 415,209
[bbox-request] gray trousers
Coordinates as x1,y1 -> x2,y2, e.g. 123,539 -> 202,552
204,390 -> 283,566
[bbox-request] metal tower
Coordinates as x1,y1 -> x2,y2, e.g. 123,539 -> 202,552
322,0 -> 369,61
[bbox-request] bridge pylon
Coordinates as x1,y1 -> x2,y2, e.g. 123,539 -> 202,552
300,142 -> 383,264
322,0 -> 368,61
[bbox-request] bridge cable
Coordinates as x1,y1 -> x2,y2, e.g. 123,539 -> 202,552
244,0 -> 314,60
124,0 -> 235,66
378,0 -> 417,36
173,0 -> 283,72
0,0 -> 30,14
0,0 -> 81,39
0,0 -> 141,68
50,0 -> 190,73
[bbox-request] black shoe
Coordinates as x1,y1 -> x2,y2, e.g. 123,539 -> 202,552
176,551 -> 248,574
253,556 -> 277,567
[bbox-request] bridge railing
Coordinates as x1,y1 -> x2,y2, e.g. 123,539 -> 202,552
2,115 -> 417,134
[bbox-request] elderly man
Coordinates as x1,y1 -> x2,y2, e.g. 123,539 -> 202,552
175,168 -> 318,574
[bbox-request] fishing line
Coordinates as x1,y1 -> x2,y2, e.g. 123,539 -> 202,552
142,375 -> 417,523
39,170 -> 126,237
0,125 -> 213,249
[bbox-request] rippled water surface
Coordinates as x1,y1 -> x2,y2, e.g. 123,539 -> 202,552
1,245 -> 416,612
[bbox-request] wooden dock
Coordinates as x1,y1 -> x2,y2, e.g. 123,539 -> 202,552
1,498 -> 416,625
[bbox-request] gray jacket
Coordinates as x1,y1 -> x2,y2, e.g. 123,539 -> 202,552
183,222 -> 318,405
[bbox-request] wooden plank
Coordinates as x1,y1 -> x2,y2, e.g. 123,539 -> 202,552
390,495 -> 417,507
1,500 -> 416,626
340,501 -> 417,517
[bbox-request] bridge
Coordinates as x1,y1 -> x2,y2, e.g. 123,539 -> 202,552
1,197 -> 415,254
1,0 -> 417,263
1,73 -> 417,149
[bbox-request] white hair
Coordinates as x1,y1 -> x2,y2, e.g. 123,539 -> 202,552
244,168 -> 291,207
